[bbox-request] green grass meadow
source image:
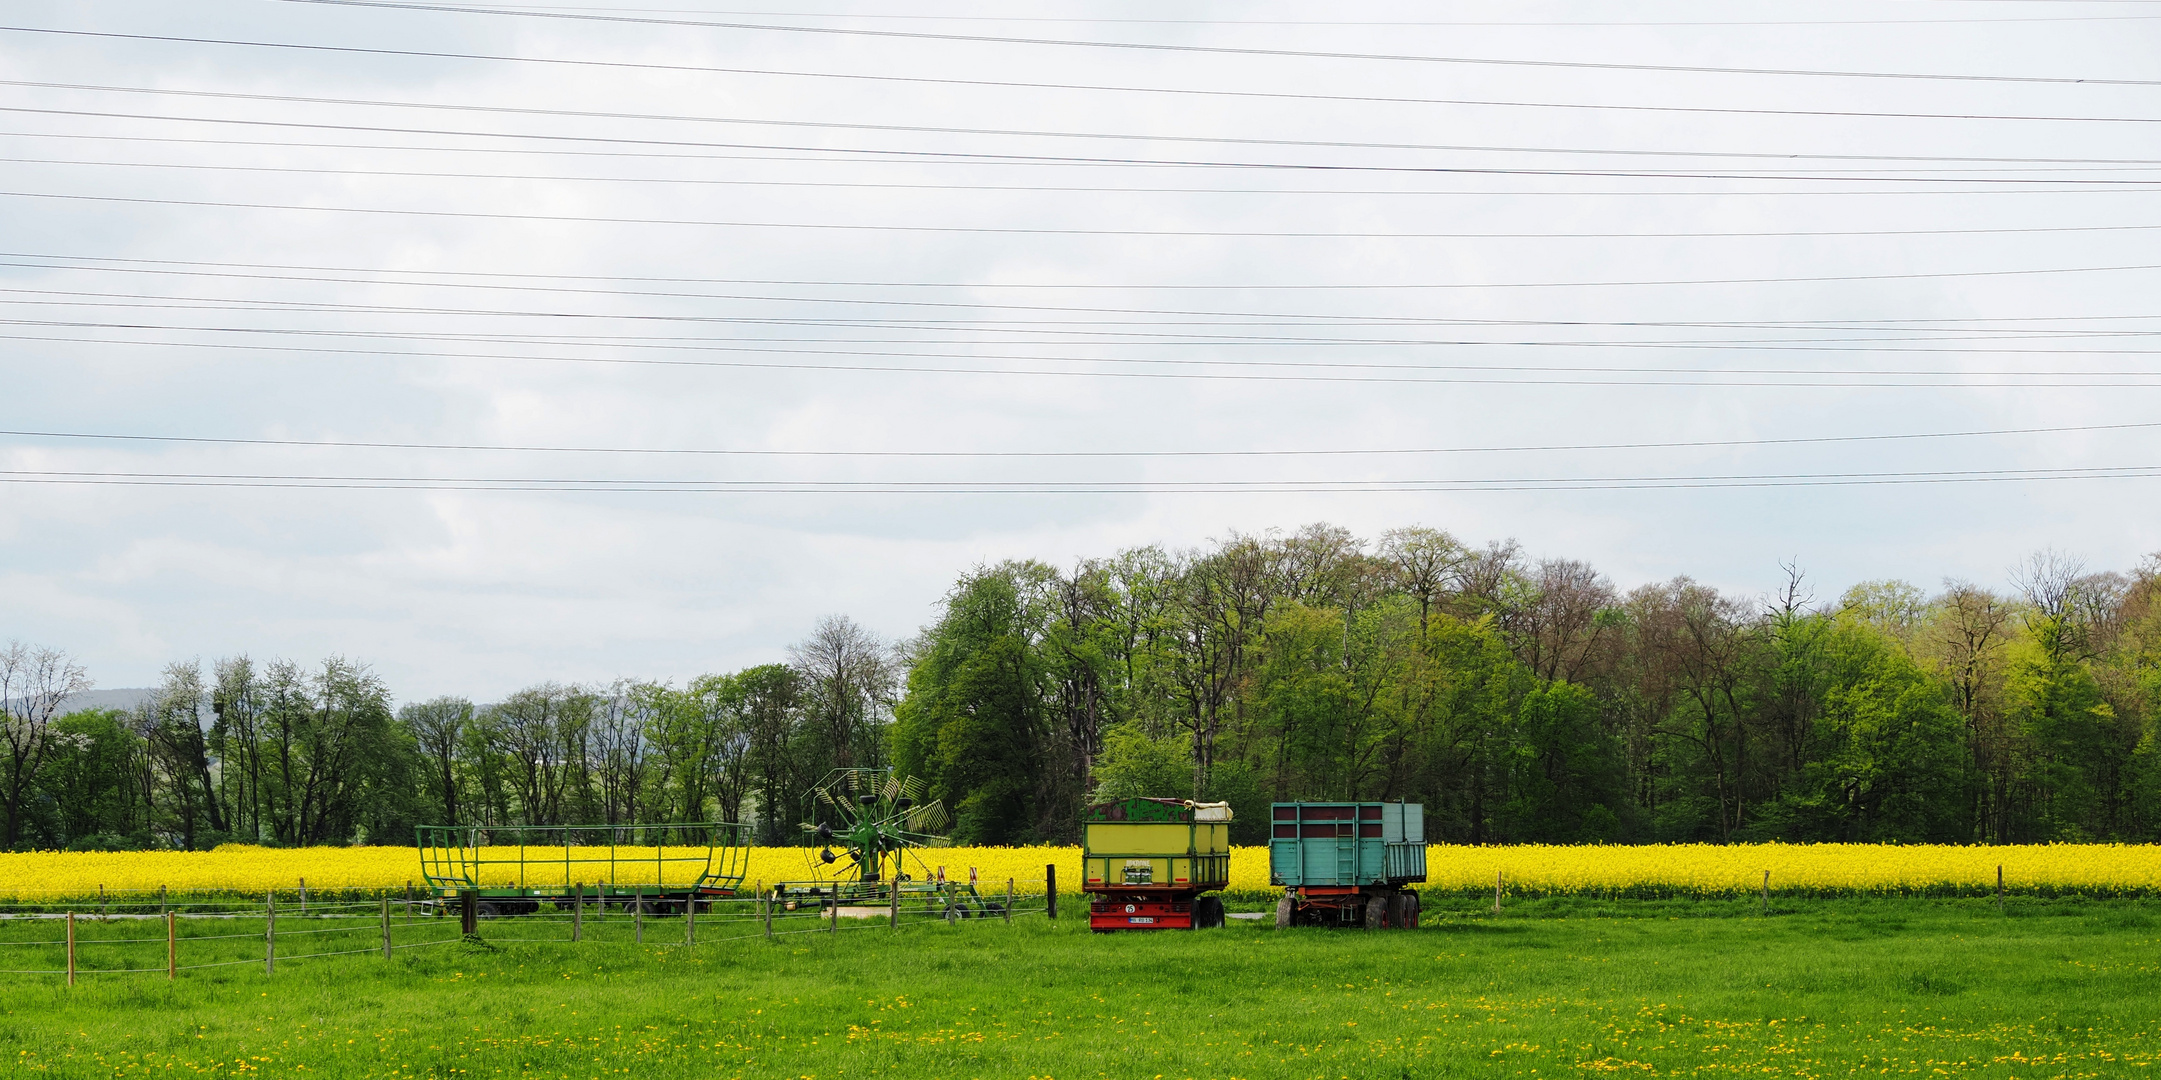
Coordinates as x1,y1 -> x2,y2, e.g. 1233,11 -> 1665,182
1,897 -> 2156,1079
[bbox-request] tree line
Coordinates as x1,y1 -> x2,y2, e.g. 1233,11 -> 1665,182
5,524 -> 2157,850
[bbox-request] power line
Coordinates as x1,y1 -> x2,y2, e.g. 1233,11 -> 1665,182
13,72 -> 2161,130
11,153 -> 2161,198
393,5 -> 2161,28
14,102 -> 2158,169
18,327 -> 2161,387
14,255 -> 2161,331
5,419 -> 2153,458
265,1 -> 2161,87
9,188 -> 2161,240
12,249 -> 2161,295
6,462 -> 2161,493
9,131 -> 2158,194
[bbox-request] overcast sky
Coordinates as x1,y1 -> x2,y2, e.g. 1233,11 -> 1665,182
4,0 -> 2159,700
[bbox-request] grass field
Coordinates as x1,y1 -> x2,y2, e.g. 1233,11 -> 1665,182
0,896 -> 2155,1079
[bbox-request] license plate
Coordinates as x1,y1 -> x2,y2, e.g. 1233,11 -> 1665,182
1128,916 -> 1155,924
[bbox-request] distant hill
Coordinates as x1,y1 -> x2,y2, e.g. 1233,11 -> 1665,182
57,688 -> 156,715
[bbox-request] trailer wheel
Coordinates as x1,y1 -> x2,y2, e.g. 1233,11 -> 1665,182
1364,895 -> 1388,930
1195,896 -> 1224,929
1274,895 -> 1294,929
1390,892 -> 1415,929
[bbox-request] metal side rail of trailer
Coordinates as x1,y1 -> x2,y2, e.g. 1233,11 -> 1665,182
416,821 -> 751,917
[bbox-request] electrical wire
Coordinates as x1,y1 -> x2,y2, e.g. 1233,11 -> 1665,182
10,249 -> 2161,294
8,188 -> 2160,239
265,1 -> 2161,88
11,153 -> 2161,197
17,328 -> 2161,386
14,255 -> 2161,332
8,131 -> 2158,194
5,419 -> 2154,458
12,70 -> 2161,128
7,463 -> 2161,493
15,102 -> 2160,169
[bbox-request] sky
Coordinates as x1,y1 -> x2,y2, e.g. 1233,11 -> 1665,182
3,0 -> 2159,700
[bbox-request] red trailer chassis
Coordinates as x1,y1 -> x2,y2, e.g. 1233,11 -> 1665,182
1087,888 -> 1225,932
1274,885 -> 1420,929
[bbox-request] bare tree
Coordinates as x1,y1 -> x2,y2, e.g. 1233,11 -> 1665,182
1516,558 -> 1618,682
0,642 -> 91,847
1378,526 -> 1466,631
401,696 -> 473,827
789,615 -> 896,770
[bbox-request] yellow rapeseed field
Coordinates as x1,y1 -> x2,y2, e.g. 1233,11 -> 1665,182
0,842 -> 2152,900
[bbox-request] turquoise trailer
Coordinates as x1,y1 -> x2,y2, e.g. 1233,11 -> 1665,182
1267,801 -> 1425,929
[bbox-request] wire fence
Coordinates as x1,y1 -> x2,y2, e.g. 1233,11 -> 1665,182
0,876 -> 1058,984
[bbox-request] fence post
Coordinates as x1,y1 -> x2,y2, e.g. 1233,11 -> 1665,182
99,885 -> 106,922
404,881 -> 413,922
264,893 -> 275,975
572,884 -> 583,943
829,892 -> 838,936
1494,870 -> 1503,915
685,892 -> 696,947
1005,879 -> 1013,925
381,897 -> 393,958
166,910 -> 176,981
634,889 -> 643,944
1761,870 -> 1770,916
459,890 -> 476,936
159,885 -> 167,917
1046,864 -> 1056,920
763,888 -> 773,941
298,878 -> 307,916
1997,865 -> 2005,913
65,912 -> 75,987
890,881 -> 900,931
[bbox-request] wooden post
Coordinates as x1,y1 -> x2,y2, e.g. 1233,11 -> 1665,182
890,881 -> 900,930
404,881 -> 413,921
829,892 -> 838,935
763,888 -> 774,941
459,890 -> 476,936
159,885 -> 168,918
1045,864 -> 1057,920
166,911 -> 176,981
685,892 -> 696,947
1005,879 -> 1014,924
633,889 -> 644,944
65,912 -> 75,987
1761,870 -> 1770,916
381,897 -> 392,958
298,878 -> 307,916
572,884 -> 583,943
1494,870 -> 1503,915
265,893 -> 276,975
1997,865 -> 2005,913
99,884 -> 106,922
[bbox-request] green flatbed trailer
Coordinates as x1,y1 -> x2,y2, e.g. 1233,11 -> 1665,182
1267,801 -> 1426,929
1081,797 -> 1232,932
416,822 -> 751,917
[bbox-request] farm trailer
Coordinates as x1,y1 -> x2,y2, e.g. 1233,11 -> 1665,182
1082,797 -> 1232,931
416,822 -> 752,917
1269,801 -> 1426,929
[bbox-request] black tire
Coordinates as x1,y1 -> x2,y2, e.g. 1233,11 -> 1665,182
1197,896 -> 1225,929
1364,895 -> 1388,930
983,901 -> 1006,919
